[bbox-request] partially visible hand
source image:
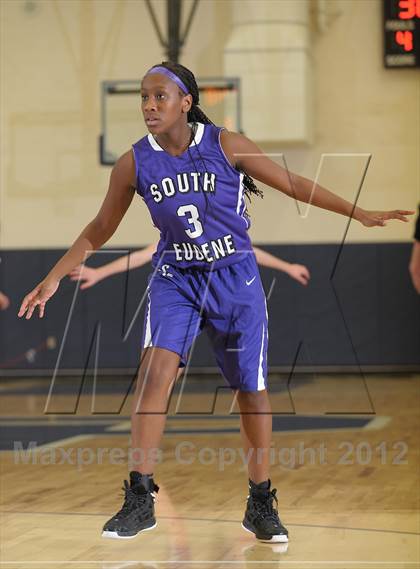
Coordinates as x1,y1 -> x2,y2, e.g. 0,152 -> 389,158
0,291 -> 10,310
18,278 -> 60,319
69,265 -> 101,290
288,264 -> 310,286
358,209 -> 414,228
409,241 -> 420,294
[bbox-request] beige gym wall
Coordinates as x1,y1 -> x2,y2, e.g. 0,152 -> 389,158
0,0 -> 418,248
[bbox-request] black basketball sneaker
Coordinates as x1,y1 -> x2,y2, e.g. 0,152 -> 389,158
102,471 -> 159,539
242,479 -> 289,543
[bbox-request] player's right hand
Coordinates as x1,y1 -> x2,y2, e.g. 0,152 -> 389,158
18,278 -> 60,319
69,265 -> 101,290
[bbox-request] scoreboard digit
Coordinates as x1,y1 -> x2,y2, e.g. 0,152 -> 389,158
383,0 -> 420,67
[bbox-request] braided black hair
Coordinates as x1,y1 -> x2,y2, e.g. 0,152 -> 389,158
148,61 -> 263,203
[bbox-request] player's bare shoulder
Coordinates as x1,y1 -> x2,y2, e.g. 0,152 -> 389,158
219,130 -> 262,170
111,149 -> 137,190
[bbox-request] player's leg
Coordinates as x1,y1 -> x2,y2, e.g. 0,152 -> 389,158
103,269 -> 201,539
210,338 -> 287,542
102,346 -> 180,540
130,346 -> 181,474
237,390 -> 288,543
237,389 -> 272,484
206,254 -> 288,543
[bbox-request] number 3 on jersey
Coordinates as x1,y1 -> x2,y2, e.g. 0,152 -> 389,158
177,204 -> 203,238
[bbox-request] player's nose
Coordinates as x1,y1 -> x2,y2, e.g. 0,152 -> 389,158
143,96 -> 157,112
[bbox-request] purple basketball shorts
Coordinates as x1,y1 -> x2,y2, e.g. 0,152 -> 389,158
141,252 -> 268,392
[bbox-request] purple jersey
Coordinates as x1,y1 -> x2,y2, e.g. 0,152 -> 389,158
132,122 -> 253,269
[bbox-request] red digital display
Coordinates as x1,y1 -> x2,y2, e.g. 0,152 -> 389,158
398,0 -> 420,20
395,30 -> 413,50
384,0 -> 420,67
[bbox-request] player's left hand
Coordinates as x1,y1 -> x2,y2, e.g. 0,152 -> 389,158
287,264 -> 310,286
358,209 -> 415,228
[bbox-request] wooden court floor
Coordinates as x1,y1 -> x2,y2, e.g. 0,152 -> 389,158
0,372 -> 419,569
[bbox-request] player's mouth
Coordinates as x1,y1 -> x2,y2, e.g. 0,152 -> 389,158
145,117 -> 161,126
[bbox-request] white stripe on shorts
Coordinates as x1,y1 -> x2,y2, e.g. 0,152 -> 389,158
143,290 -> 153,348
257,323 -> 266,391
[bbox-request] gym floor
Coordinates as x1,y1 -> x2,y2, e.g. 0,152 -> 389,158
0,372 -> 418,568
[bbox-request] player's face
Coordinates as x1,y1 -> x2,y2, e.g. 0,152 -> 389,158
140,74 -> 191,134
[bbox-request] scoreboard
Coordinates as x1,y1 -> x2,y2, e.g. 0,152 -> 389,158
383,0 -> 420,67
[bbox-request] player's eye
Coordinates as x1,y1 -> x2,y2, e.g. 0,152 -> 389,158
141,94 -> 148,101
156,94 -> 165,100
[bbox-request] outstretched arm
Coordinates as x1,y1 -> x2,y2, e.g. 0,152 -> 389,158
18,151 -> 136,318
221,131 -> 414,227
69,242 -> 158,289
252,246 -> 310,286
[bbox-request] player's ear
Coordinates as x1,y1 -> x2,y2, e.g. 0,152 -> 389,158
182,94 -> 193,114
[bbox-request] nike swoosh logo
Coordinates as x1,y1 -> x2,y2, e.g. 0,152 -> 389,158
246,276 -> 256,286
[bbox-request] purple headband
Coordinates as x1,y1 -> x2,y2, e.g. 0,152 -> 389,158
145,66 -> 189,94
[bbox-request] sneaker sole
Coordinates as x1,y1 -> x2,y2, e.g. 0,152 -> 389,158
102,522 -> 157,539
241,522 -> 289,543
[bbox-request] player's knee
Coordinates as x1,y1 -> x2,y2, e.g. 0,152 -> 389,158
136,365 -> 176,395
237,389 -> 269,412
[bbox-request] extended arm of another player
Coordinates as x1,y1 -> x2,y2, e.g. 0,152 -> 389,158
18,151 -> 136,318
72,243 -> 309,288
222,132 -> 414,227
253,246 -> 294,272
69,242 -> 158,289
253,246 -> 310,285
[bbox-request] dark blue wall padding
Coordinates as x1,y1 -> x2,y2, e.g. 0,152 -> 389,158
0,243 -> 418,372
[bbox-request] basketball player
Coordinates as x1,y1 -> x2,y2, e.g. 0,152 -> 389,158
18,62 -> 414,543
68,242 -> 310,288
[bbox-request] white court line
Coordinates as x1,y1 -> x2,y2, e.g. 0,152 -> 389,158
363,416 -> 391,430
1,435 -> 97,453
0,420 -> 118,426
106,416 -> 391,435
28,435 -> 96,450
106,421 -> 131,432
0,562 -> 418,565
